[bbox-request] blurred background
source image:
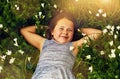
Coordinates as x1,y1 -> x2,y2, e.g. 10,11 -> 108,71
0,0 -> 120,79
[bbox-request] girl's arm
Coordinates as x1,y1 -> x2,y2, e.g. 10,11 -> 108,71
20,25 -> 46,51
80,28 -> 102,40
73,28 -> 102,56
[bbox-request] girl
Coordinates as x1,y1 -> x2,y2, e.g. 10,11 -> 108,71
20,11 -> 102,79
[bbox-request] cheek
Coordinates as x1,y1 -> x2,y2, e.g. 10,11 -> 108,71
69,32 -> 74,38
51,30 -> 60,37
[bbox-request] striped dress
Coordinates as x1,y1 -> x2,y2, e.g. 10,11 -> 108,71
31,39 -> 76,79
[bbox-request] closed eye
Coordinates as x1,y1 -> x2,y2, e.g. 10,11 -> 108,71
59,27 -> 64,30
67,29 -> 73,32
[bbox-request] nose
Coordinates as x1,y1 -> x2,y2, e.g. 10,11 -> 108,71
62,30 -> 68,35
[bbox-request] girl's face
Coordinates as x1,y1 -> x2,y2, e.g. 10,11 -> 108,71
51,18 -> 74,44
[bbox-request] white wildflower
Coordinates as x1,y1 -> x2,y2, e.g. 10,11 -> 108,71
41,15 -> 45,19
7,0 -> 9,3
0,55 -> 6,61
39,12 -> 42,17
115,75 -> 118,79
114,34 -> 117,39
109,49 -> 116,58
16,7 -> 19,10
0,24 -> 3,29
86,55 -> 91,59
85,45 -> 89,47
100,51 -> 105,55
41,3 -> 44,7
88,66 -> 93,72
82,33 -> 86,36
98,9 -> 103,14
109,53 -> 116,58
6,50 -> 12,55
102,13 -> 107,17
109,41 -> 113,46
9,57 -> 15,64
96,13 -> 99,17
109,30 -> 113,35
117,45 -> 120,49
83,40 -> 87,44
70,46 -> 74,51
0,66 -> 3,73
111,49 -> 115,53
28,57 -> 31,62
77,29 -> 80,32
116,31 -> 118,34
15,4 -> 19,10
53,4 -> 57,8
116,26 -> 120,30
43,33 -> 46,37
111,26 -> 114,31
106,25 -> 111,29
13,38 -> 17,42
88,10 -> 92,14
102,29 -> 108,34
35,15 -> 38,18
15,4 -> 18,7
13,38 -> 18,46
18,49 -> 24,55
4,28 -> 8,32
14,42 -> 18,46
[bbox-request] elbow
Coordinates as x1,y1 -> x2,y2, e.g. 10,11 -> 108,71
20,28 -> 26,35
20,28 -> 24,35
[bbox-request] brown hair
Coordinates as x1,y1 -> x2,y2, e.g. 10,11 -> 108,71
45,11 -> 80,41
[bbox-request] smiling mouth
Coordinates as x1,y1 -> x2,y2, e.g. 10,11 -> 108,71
61,36 -> 68,39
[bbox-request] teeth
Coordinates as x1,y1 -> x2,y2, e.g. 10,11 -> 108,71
62,36 -> 68,38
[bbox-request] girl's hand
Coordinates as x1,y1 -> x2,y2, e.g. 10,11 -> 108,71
73,28 -> 102,56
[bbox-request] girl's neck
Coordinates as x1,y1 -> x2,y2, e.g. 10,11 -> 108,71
51,39 -> 69,45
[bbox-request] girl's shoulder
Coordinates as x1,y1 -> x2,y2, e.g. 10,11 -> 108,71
41,39 -> 53,50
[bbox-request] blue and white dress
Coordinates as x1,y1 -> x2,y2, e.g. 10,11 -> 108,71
31,39 -> 76,79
